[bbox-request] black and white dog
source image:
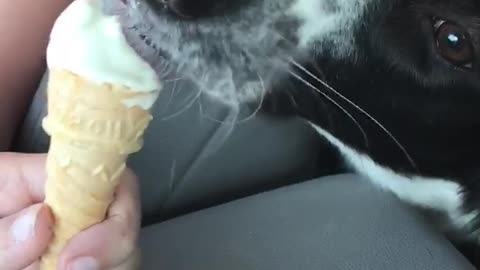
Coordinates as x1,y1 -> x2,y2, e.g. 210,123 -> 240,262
121,0 -> 480,238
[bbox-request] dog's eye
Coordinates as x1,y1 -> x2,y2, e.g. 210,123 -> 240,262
434,20 -> 474,69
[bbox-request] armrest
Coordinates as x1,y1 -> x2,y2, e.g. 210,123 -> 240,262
139,174 -> 475,270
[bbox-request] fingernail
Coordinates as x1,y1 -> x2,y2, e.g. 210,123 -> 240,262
68,257 -> 99,270
9,205 -> 42,243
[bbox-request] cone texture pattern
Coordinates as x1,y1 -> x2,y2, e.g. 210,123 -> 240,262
39,69 -> 153,269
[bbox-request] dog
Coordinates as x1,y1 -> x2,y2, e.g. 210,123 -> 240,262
120,0 -> 480,239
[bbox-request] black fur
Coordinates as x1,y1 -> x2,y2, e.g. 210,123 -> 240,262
151,0 -> 249,18
264,0 -> 480,222
145,0 -> 480,232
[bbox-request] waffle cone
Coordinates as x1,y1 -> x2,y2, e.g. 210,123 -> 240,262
39,69 -> 154,269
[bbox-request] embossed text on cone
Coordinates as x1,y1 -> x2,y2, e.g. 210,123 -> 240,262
39,69 -> 153,270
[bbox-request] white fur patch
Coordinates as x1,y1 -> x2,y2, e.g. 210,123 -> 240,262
310,123 -> 477,229
290,0 -> 367,56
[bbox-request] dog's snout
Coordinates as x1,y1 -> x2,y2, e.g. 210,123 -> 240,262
157,0 -> 217,19
156,0 -> 249,19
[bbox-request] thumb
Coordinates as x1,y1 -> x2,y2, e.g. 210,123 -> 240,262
58,171 -> 141,270
0,204 -> 54,270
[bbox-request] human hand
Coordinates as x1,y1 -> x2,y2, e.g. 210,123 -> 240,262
0,153 -> 141,270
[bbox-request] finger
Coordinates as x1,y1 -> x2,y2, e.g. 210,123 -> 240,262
0,204 -> 54,270
22,261 -> 39,270
0,153 -> 47,217
58,170 -> 141,270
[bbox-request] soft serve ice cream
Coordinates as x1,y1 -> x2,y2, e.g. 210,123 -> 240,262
47,0 -> 161,108
40,0 -> 161,269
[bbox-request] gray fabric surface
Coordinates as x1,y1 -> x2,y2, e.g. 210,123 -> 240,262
140,174 -> 475,270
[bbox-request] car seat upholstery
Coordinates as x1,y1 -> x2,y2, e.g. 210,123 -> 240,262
140,175 -> 476,270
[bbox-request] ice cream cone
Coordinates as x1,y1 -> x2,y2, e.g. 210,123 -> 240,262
39,0 -> 162,267
39,68 -> 154,269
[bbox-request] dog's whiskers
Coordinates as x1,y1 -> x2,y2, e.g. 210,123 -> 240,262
285,83 -> 300,111
237,73 -> 266,124
288,70 -> 369,147
160,75 -> 180,114
288,58 -> 418,171
163,77 -> 185,82
160,71 -> 205,121
200,73 -> 267,125
160,87 -> 203,121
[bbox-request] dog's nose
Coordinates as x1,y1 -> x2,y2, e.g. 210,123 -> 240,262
159,0 -> 246,20
160,0 -> 210,19
156,0 -> 186,18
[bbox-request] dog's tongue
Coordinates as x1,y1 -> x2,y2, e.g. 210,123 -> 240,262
46,0 -> 161,94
